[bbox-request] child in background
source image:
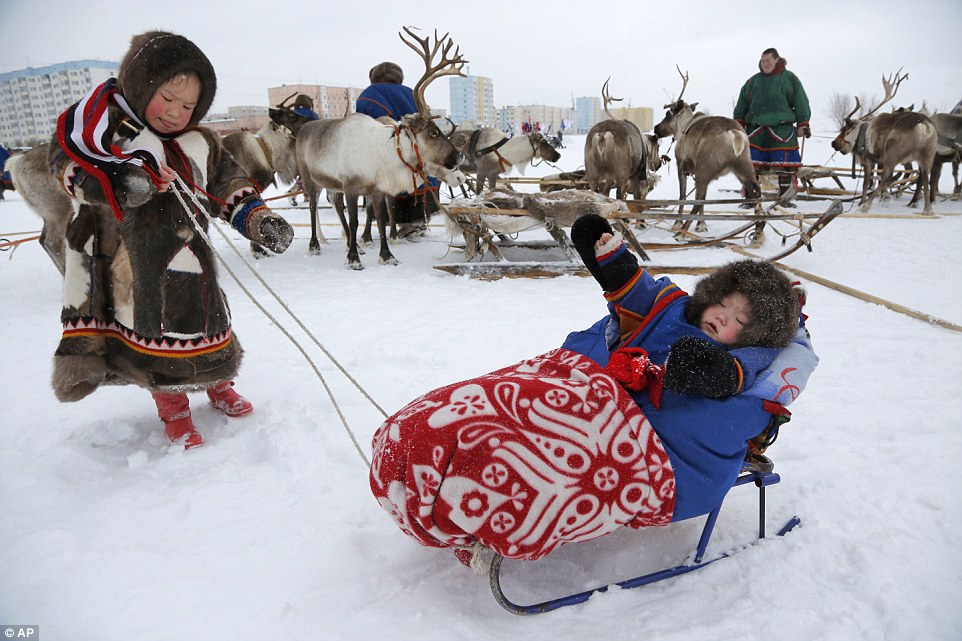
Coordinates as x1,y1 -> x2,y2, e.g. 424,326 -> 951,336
49,31 -> 294,450
370,213 -> 816,563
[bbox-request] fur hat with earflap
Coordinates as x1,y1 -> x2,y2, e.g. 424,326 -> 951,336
117,31 -> 217,131
684,260 -> 800,348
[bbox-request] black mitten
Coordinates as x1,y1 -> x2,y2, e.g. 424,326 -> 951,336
571,213 -> 614,288
571,214 -> 639,292
663,336 -> 742,399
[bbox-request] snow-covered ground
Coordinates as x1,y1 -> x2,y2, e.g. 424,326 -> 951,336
2,135 -> 961,641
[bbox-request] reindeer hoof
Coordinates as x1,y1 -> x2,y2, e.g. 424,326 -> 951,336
308,245 -> 322,256
380,256 -> 400,266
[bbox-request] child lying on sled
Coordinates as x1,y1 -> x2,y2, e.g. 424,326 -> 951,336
369,213 -> 817,564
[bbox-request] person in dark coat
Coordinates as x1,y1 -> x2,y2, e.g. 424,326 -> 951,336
355,61 -> 439,230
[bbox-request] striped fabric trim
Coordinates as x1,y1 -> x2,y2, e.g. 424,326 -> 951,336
618,285 -> 688,348
55,79 -> 166,221
61,317 -> 233,359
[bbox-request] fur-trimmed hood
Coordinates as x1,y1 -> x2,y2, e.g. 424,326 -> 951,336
684,260 -> 799,348
759,56 -> 788,76
118,31 -> 216,132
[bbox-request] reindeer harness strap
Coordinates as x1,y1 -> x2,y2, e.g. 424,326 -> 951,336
394,124 -> 426,192
255,136 -> 273,169
469,129 -> 509,158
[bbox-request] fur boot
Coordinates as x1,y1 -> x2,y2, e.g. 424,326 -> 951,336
207,381 -> 253,417
778,173 -> 797,208
152,391 -> 204,450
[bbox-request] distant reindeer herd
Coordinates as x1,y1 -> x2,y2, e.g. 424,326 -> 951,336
6,32 -> 961,274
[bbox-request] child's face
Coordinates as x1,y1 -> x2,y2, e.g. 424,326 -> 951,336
144,73 -> 200,135
699,292 -> 751,346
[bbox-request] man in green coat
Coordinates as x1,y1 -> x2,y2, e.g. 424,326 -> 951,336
734,47 -> 811,208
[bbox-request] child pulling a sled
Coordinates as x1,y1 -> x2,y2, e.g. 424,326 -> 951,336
48,31 -> 294,450
370,213 -> 817,564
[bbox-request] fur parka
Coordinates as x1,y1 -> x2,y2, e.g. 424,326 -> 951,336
48,31 -> 291,402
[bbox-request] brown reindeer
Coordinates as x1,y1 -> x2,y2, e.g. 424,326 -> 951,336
584,79 -> 663,201
926,112 -> 962,199
653,67 -> 761,237
295,26 -> 467,269
832,70 -> 938,214
10,105 -> 311,273
5,144 -> 72,274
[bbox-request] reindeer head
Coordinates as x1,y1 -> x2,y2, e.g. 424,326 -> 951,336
268,107 -> 311,138
527,132 -> 562,163
832,69 -> 908,155
397,27 -> 469,175
653,67 -> 699,139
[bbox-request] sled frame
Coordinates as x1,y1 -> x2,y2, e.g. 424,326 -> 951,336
489,469 -> 801,615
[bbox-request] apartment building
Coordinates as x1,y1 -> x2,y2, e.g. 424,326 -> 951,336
0,60 -> 118,147
267,84 -> 364,119
496,104 -> 577,135
449,75 -> 496,126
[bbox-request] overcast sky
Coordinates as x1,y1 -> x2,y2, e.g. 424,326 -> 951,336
2,0 -> 960,132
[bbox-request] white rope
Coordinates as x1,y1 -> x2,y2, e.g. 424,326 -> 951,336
169,177 -> 382,467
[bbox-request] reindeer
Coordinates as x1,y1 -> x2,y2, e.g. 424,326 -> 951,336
450,127 -> 561,192
584,79 -> 663,201
653,67 -> 761,237
926,112 -> 962,199
296,27 -> 467,270
222,96 -> 316,255
9,105 -> 310,273
832,70 -> 938,215
6,144 -> 72,274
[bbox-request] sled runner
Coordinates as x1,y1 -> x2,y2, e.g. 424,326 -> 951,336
488,463 -> 801,615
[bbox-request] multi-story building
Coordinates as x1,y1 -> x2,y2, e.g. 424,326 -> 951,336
574,98 -> 654,134
0,60 -> 118,147
496,104 -> 577,136
267,84 -> 364,119
609,106 -> 654,132
575,96 -> 602,133
449,76 -> 496,126
201,106 -> 271,135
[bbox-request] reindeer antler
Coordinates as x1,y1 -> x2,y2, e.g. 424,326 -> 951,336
862,68 -> 909,119
400,26 -> 468,115
664,65 -> 689,108
844,96 -> 861,122
601,77 -> 623,119
276,92 -> 298,109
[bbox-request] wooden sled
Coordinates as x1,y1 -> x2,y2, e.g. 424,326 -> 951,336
435,191 -> 843,279
489,465 -> 801,615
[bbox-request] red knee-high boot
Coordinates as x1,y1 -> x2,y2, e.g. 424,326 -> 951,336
152,391 -> 204,450
207,381 -> 254,417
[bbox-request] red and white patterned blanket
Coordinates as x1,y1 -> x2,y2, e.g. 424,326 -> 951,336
370,348 -> 676,562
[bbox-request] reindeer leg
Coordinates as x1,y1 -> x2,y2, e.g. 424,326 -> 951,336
307,185 -> 321,255
362,199 -> 375,244
344,194 -> 363,269
374,195 -> 399,266
929,161 -> 943,201
918,159 -> 934,215
386,195 -> 399,240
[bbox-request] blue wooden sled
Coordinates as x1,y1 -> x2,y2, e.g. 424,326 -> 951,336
489,466 -> 801,615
